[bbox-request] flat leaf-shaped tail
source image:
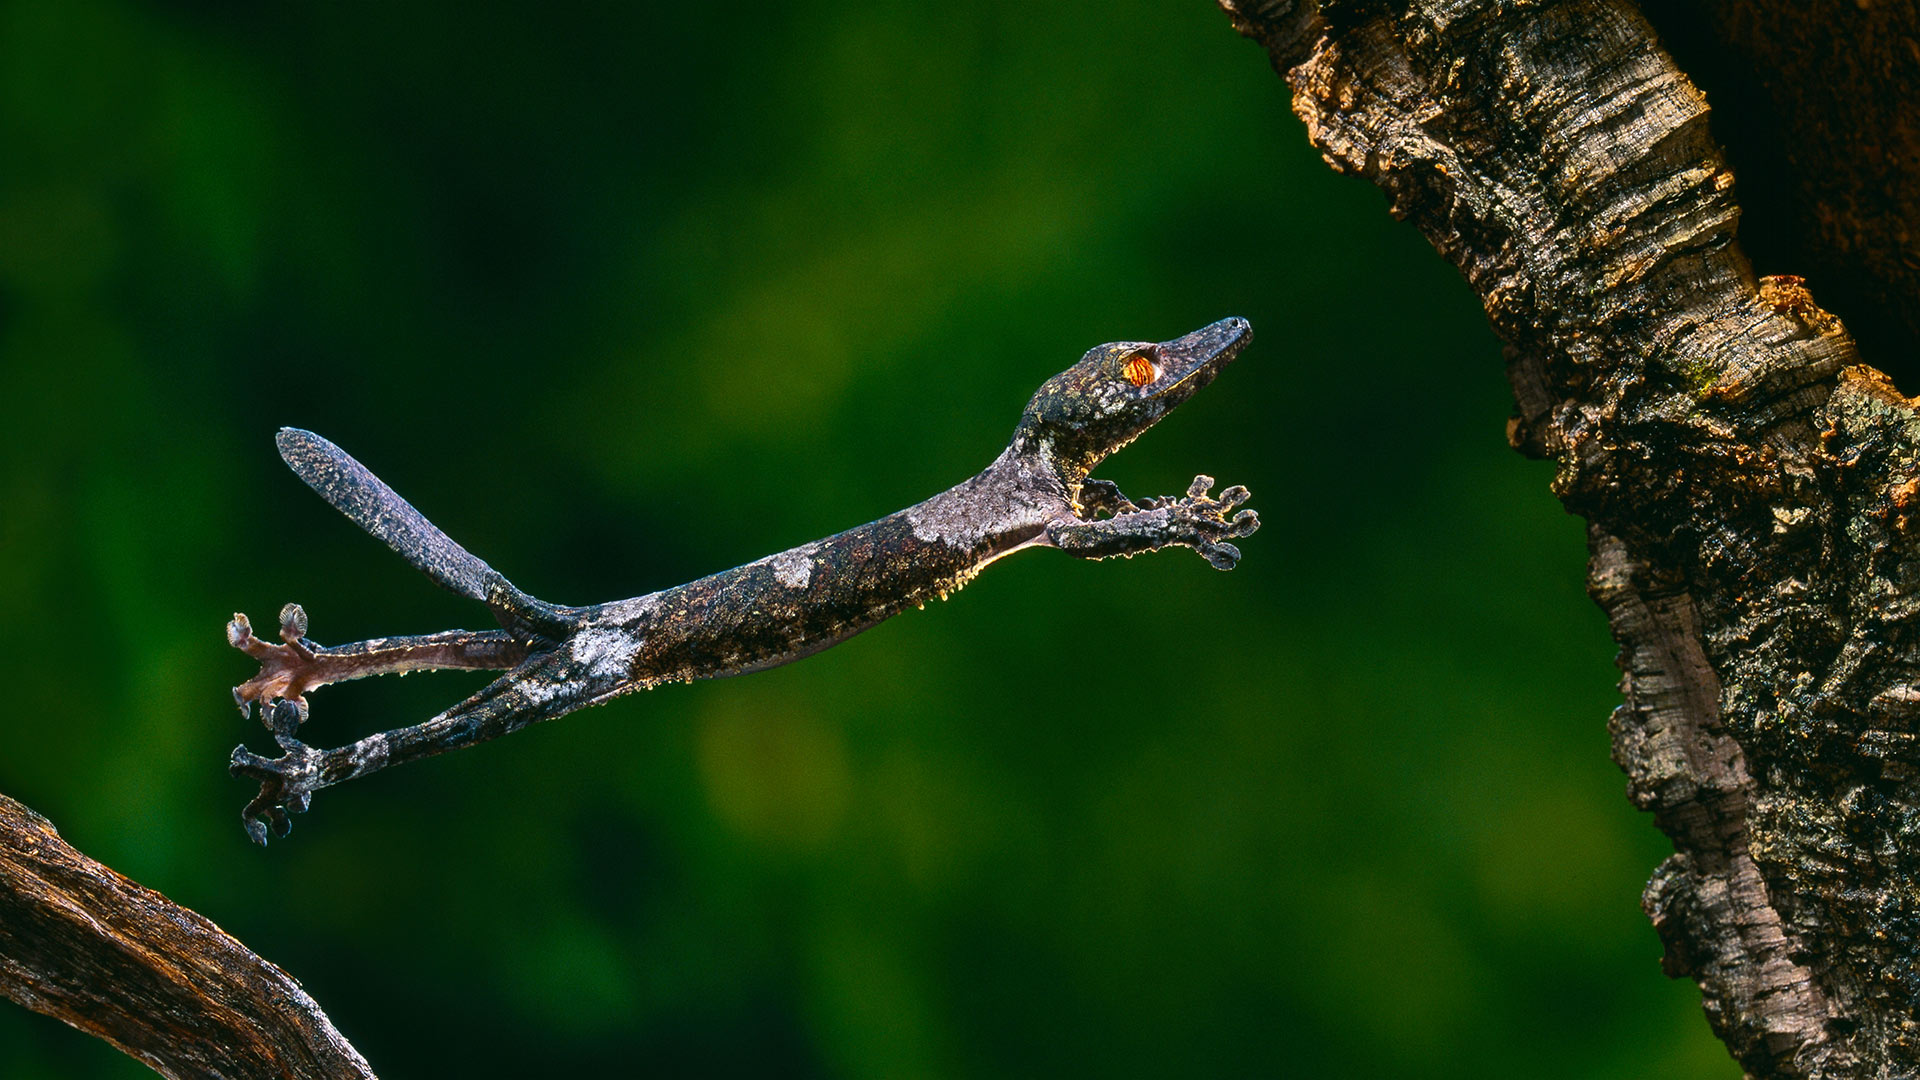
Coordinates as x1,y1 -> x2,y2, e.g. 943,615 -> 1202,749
274,428 -> 574,641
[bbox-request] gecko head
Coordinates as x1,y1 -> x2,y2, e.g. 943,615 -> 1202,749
1013,316 -> 1251,481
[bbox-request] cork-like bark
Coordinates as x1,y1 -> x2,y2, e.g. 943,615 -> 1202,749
1655,0 -> 1920,367
1218,0 -> 1920,1074
0,794 -> 374,1079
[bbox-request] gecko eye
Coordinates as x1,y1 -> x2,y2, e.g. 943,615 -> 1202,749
1123,354 -> 1159,387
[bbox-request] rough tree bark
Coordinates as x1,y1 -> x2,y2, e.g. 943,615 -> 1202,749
1213,0 -> 1920,1075
0,794 -> 373,1078
1650,0 -> 1920,373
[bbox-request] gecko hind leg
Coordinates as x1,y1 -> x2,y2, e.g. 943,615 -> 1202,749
228,602 -> 531,723
230,642 -> 612,844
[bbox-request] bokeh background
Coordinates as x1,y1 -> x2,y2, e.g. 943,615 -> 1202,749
0,1 -> 1738,1076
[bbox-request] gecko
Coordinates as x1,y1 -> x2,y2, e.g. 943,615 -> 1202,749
227,316 -> 1260,844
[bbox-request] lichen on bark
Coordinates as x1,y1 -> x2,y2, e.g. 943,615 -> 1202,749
1219,0 -> 1920,1073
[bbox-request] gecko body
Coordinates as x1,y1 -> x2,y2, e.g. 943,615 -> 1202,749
229,317 -> 1259,843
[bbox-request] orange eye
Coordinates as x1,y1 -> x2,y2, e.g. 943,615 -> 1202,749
1123,355 -> 1157,387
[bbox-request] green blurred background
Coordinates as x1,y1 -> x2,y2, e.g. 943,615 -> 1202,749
0,1 -> 1737,1076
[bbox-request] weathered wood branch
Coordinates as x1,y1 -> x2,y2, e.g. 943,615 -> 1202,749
1217,0 -> 1920,1074
0,794 -> 374,1079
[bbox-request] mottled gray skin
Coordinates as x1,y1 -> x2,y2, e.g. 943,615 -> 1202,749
228,317 -> 1259,843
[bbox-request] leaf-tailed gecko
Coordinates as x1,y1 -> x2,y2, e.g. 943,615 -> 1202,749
228,317 -> 1259,843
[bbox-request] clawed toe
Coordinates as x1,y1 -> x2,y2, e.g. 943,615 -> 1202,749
1198,541 -> 1242,571
264,697 -> 307,739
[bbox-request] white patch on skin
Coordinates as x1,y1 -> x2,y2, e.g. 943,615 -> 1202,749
518,678 -> 567,707
770,544 -> 817,589
906,450 -> 1066,548
352,732 -> 390,770
570,627 -> 642,682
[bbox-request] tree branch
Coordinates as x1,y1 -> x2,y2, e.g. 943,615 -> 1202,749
0,794 -> 374,1079
1218,0 -> 1919,1073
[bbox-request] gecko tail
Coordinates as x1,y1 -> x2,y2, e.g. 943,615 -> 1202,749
274,428 -> 575,642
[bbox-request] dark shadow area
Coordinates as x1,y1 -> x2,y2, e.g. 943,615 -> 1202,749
1648,1 -> 1920,389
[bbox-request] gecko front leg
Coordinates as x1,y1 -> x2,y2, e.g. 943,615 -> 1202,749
1047,475 -> 1259,570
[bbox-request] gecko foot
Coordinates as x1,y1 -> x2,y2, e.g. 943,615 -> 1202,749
230,700 -> 320,845
1155,475 -> 1260,570
229,603 -> 324,721
1047,475 -> 1261,568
